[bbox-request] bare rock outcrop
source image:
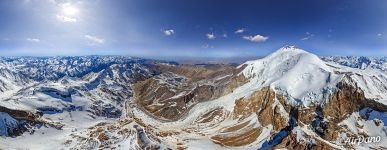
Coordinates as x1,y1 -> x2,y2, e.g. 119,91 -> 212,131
134,64 -> 247,121
233,87 -> 289,131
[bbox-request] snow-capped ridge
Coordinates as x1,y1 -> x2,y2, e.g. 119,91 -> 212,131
240,46 -> 341,106
239,46 -> 387,107
322,56 -> 387,71
277,45 -> 306,52
241,45 -> 313,69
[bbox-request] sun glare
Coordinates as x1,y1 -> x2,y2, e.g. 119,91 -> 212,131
62,5 -> 78,16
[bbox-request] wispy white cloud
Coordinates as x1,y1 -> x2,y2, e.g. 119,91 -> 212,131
234,28 -> 245,34
56,15 -> 77,22
242,34 -> 268,42
223,33 -> 228,38
301,32 -> 314,40
85,35 -> 105,46
26,38 -> 41,42
377,33 -> 383,37
163,29 -> 174,36
202,44 -> 214,49
206,33 -> 216,40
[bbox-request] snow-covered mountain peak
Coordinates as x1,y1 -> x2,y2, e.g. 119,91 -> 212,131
1,54 -> 387,150
240,47 -> 341,106
242,46 -> 331,78
278,45 -> 303,52
246,46 -> 316,68
238,46 -> 387,107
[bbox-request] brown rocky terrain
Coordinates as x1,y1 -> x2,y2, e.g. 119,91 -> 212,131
130,70 -> 387,149
0,105 -> 63,137
128,64 -> 387,150
232,87 -> 289,131
0,105 -> 41,122
193,76 -> 387,149
45,49 -> 386,149
211,127 -> 262,147
134,63 -> 247,121
273,131 -> 339,150
271,77 -> 387,149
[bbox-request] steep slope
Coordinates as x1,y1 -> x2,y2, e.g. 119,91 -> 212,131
1,48 -> 387,150
129,46 -> 387,150
241,46 -> 342,106
0,67 -> 31,94
0,56 -> 159,149
134,63 -> 246,121
322,56 -> 387,102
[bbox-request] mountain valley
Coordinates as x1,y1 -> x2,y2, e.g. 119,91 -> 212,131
1,46 -> 387,150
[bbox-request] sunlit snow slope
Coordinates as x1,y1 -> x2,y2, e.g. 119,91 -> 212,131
1,47 -> 387,150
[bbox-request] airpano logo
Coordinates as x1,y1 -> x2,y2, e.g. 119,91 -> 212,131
343,136 -> 381,145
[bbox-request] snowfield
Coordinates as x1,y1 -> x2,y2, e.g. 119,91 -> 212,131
1,47 -> 387,149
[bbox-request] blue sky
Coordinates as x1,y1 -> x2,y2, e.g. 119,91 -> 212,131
0,0 -> 386,58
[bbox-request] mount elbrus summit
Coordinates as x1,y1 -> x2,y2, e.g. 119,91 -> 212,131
1,46 -> 387,149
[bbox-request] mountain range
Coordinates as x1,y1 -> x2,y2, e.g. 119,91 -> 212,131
1,46 -> 386,150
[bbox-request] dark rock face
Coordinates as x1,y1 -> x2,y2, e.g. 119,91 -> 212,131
0,106 -> 41,121
273,77 -> 387,149
0,106 -> 43,137
89,102 -> 122,118
319,80 -> 366,141
225,76 -> 387,149
318,77 -> 387,142
37,87 -> 73,102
